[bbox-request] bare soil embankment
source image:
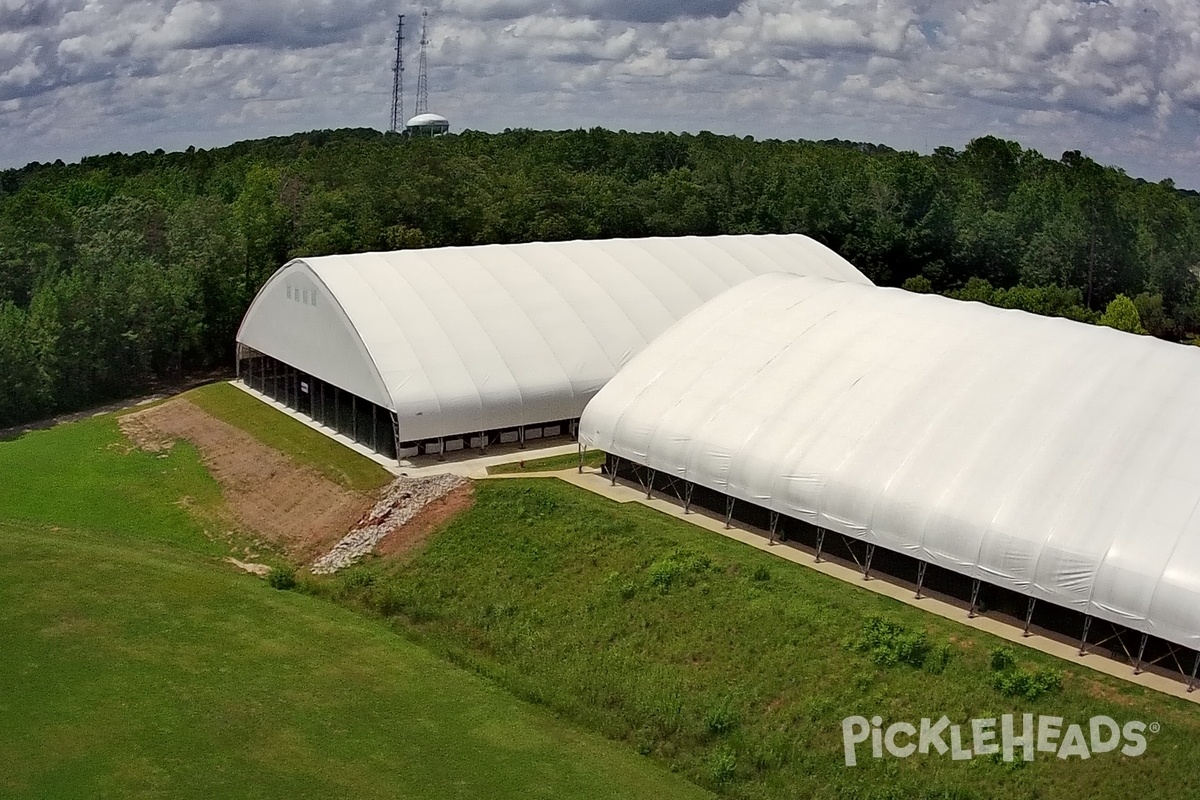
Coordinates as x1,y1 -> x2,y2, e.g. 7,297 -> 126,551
120,397 -> 474,567
121,398 -> 373,561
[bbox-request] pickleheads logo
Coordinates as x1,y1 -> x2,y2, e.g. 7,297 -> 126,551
841,714 -> 1157,767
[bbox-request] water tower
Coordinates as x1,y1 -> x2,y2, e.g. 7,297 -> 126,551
405,112 -> 450,136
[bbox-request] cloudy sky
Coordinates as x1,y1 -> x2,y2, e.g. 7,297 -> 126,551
2,0 -> 1200,187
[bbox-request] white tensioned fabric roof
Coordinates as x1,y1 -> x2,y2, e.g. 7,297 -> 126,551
579,272 -> 1200,650
236,235 -> 870,443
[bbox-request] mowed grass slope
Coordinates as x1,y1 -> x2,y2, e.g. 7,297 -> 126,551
324,480 -> 1200,800
0,415 -> 225,555
0,416 -> 711,800
487,449 -> 607,475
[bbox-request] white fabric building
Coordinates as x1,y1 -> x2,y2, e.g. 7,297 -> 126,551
579,272 -> 1200,651
235,235 -> 869,455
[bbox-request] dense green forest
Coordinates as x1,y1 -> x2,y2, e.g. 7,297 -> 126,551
2,127 -> 1199,427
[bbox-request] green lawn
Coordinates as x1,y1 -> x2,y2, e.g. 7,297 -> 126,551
487,449 -> 606,475
322,480 -> 1200,800
185,382 -> 393,492
0,415 -> 225,555
0,417 -> 711,800
9,398 -> 1200,800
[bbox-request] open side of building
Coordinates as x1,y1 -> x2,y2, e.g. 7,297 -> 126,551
235,235 -> 871,462
579,272 -> 1200,685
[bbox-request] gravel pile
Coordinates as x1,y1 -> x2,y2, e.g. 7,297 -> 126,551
311,474 -> 467,575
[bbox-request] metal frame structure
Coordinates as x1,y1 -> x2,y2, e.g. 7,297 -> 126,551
238,344 -> 582,464
389,14 -> 404,133
237,345 -> 400,461
602,452 -> 1200,691
415,10 -> 429,116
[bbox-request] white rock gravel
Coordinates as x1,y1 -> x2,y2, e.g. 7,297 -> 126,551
310,474 -> 466,575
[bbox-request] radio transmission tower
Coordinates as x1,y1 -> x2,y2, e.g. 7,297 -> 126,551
389,14 -> 404,132
415,9 -> 429,116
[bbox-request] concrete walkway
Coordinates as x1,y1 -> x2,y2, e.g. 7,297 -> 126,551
487,466 -> 1200,706
395,444 -> 579,479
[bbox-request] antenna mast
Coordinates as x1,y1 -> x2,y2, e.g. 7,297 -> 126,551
390,14 -> 404,132
416,9 -> 429,116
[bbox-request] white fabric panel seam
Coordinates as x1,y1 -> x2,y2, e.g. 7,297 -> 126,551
375,261 -> 485,433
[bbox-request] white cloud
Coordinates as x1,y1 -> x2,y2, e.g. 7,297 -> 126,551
1016,109 -> 1072,127
1,0 -> 1200,186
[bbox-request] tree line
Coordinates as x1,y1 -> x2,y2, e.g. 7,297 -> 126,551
2,127 -> 1198,427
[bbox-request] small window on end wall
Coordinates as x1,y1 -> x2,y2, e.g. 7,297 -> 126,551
303,289 -> 309,305
286,285 -> 293,300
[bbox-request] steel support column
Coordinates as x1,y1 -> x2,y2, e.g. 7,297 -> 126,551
646,470 -> 656,500
1079,616 -> 1093,656
1133,633 -> 1149,675
611,457 -> 620,486
1023,598 -> 1037,637
683,482 -> 694,514
1189,652 -> 1199,693
724,496 -> 735,529
968,579 -> 982,618
815,528 -> 826,563
392,413 -> 401,463
768,511 -> 780,544
915,561 -> 928,599
862,543 -> 876,580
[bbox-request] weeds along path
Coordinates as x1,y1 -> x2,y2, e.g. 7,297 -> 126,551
120,398 -> 374,561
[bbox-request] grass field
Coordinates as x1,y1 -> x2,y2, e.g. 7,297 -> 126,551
186,382 -> 393,492
487,449 -> 607,475
0,415 -> 225,555
0,416 -> 710,799
321,480 -> 1200,800
9,392 -> 1200,799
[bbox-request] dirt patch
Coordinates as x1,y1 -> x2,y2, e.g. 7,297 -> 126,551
376,483 -> 475,560
117,410 -> 175,453
1084,676 -> 1138,706
225,557 -> 272,577
119,398 -> 374,561
763,694 -> 788,714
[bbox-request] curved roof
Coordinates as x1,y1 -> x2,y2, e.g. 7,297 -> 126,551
406,113 -> 449,126
579,272 -> 1200,649
236,235 -> 871,443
